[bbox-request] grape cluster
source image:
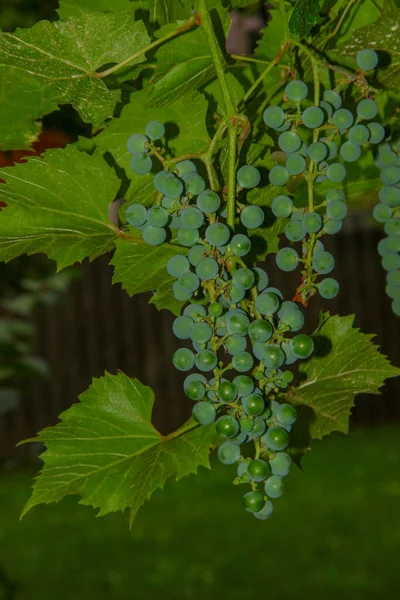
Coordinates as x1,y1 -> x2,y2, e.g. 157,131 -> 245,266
124,122 -> 315,519
264,48 -> 383,302
373,142 -> 400,315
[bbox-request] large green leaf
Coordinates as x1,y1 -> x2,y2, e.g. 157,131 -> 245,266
253,9 -> 289,63
111,232 -> 187,315
289,0 -> 321,39
23,372 -> 217,523
291,314 -> 400,442
321,0 -> 384,48
0,147 -> 119,269
0,11 -> 150,149
95,89 -> 210,203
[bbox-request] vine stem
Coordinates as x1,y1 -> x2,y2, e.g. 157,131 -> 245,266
278,0 -> 291,43
95,15 -> 197,79
227,125 -> 238,228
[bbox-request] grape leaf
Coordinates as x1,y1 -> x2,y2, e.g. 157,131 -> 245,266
0,147 -> 120,270
291,314 -> 400,442
111,232 -> 187,315
289,0 -> 321,39
95,89 -> 210,204
323,0 -> 384,48
57,0 -> 135,19
0,11 -> 150,149
254,9 -> 289,63
22,372 -> 217,523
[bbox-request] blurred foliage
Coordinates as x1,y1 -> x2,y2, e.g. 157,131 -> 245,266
0,0 -> 58,31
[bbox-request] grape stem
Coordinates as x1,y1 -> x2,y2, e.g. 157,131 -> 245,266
95,15 -> 198,79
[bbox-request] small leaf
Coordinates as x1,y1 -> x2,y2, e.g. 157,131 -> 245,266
0,147 -> 119,269
23,372 -> 217,523
289,0 -> 321,39
111,231 -> 187,314
0,11 -> 150,149
291,314 -> 400,443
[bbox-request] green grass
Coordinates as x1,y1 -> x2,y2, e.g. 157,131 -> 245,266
0,426 -> 399,600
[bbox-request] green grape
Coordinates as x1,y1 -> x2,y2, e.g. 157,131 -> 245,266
184,304 -> 207,321
233,375 -> 254,397
163,176 -> 184,198
243,491 -> 265,513
172,348 -> 195,371
249,319 -> 273,343
217,382 -> 238,403
308,142 -> 328,162
205,223 -> 230,247
130,152 -> 153,175
384,218 -> 400,236
142,225 -> 166,246
320,100 -> 333,118
172,315 -> 193,339
285,80 -> 308,102
275,121 -> 290,132
145,120 -> 165,140
196,257 -> 219,280
327,163 -> 346,183
367,122 -> 385,144
281,341 -> 297,365
348,124 -> 370,146
173,281 -> 192,301
184,372 -> 206,395
181,207 -> 204,229
385,236 -> 400,253
216,415 -> 239,438
240,205 -> 264,229
278,303 -> 304,332
230,234 -> 251,257
269,452 -> 292,476
209,302 -> 223,317
302,106 -> 324,129
237,462 -> 249,478
218,442 -> 241,465
240,417 -> 254,434
286,153 -> 306,175
195,349 -> 217,372
154,171 -> 174,193
285,220 -> 306,242
386,283 -> 400,299
228,285 -> 245,304
188,245 -> 205,266
254,500 -> 274,520
303,212 -> 323,233
254,268 -> 269,291
248,459 -> 270,482
192,401 -> 216,425
373,203 -> 392,223
265,426 -> 289,451
387,270 -> 400,286
265,475 -> 285,498
175,160 -> 197,177
269,166 -> 289,186
276,247 -> 300,272
278,131 -> 302,153
291,334 -> 314,358
276,403 -> 297,426
263,105 -> 285,128
126,203 -> 147,227
356,48 -> 378,70
161,196 -> 177,210
320,137 -> 338,159
242,393 -> 265,416
327,199 -> 348,220
340,141 -> 361,162
326,188 -> 345,203
191,322 -> 212,344
357,98 -> 378,120
226,310 -> 250,336
319,277 -> 340,299
232,352 -> 254,372
376,151 -> 397,168
323,89 -> 342,110
255,292 -> 280,315
324,220 -> 343,235
127,133 -> 149,154
233,268 -> 255,290
197,189 -> 220,214
272,195 -> 293,218
237,165 -> 261,189
312,250 -> 335,274
260,345 -> 286,369
225,334 -> 247,355
381,165 -> 400,186
382,253 -> 400,271
332,109 -> 354,130
184,173 -> 206,195
252,416 -> 267,438
147,206 -> 169,227
177,228 -> 199,247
